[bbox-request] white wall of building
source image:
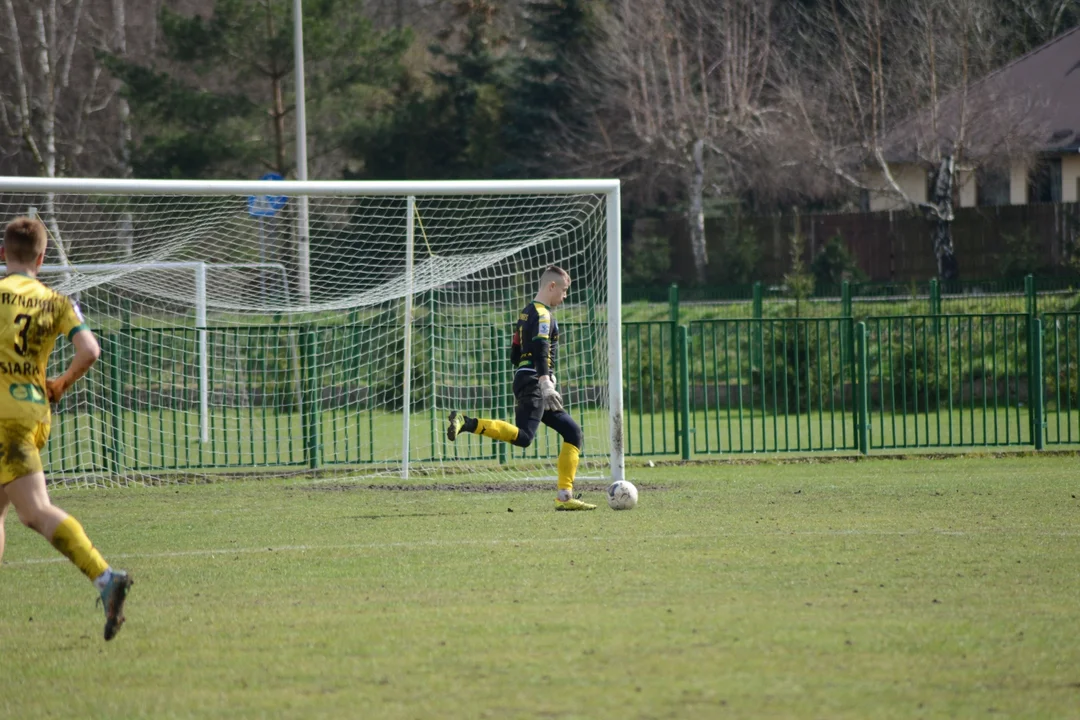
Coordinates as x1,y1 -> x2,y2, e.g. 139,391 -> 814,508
1010,159 -> 1028,204
957,169 -> 976,207
863,154 -> 1078,210
1063,155 -> 1080,203
867,163 -> 927,211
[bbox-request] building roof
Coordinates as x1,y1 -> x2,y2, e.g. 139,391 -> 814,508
884,25 -> 1080,163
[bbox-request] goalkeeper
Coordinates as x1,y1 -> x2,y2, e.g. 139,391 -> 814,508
447,265 -> 595,510
0,216 -> 133,640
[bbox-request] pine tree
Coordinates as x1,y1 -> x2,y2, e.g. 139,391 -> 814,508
107,0 -> 409,179
500,0 -> 594,178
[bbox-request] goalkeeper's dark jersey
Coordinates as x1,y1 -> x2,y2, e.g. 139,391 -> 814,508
511,300 -> 558,377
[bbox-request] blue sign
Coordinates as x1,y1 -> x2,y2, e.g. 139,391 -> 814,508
247,172 -> 288,217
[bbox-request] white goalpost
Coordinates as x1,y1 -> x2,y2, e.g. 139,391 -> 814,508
0,176 -> 623,487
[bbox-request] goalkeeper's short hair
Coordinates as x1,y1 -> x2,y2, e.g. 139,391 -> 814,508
538,265 -> 570,289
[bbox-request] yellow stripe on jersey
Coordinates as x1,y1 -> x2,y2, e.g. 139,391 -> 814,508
533,301 -> 551,340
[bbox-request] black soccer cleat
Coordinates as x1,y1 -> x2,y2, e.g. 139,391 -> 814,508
99,570 -> 134,641
447,411 -> 466,441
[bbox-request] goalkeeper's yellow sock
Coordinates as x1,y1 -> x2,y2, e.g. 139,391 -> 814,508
50,515 -> 109,582
474,418 -> 519,444
556,442 -> 580,500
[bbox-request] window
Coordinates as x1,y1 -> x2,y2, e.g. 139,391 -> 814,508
976,166 -> 1010,206
859,189 -> 870,213
1028,158 -> 1062,203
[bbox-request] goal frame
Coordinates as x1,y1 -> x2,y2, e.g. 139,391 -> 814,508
0,176 -> 625,482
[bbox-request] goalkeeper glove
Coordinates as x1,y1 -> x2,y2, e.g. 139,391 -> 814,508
539,375 -> 564,412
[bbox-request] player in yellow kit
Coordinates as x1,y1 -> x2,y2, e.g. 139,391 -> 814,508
0,217 -> 133,641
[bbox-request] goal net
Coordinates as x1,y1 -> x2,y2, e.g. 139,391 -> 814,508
0,177 -> 623,488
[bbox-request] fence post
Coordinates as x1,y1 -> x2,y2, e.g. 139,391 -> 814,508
300,325 -> 319,469
1031,317 -> 1044,450
430,291 -> 438,463
108,334 -> 123,474
929,278 -> 941,337
586,287 -> 597,381
1024,276 -> 1037,443
840,280 -> 851,318
678,324 -> 691,460
855,322 -> 870,455
670,283 -> 680,455
752,281 -> 764,370
491,324 -> 507,465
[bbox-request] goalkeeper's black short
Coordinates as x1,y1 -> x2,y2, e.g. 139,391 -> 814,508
511,371 -> 582,449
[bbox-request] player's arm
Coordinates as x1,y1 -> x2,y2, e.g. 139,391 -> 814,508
510,322 -> 522,368
47,328 -> 100,403
529,309 -> 563,410
549,322 -> 559,382
530,313 -> 552,379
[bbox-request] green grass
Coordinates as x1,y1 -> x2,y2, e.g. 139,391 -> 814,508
43,407 -> 617,474
621,290 -> 1080,323
46,401 -> 1078,477
628,406 -> 1068,455
3,455 -> 1080,718
71,287 -> 1080,331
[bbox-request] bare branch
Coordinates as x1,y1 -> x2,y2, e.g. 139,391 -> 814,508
59,0 -> 85,89
561,0 -> 781,280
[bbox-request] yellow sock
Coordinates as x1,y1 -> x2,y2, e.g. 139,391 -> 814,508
557,442 -> 580,494
474,418 -> 519,444
50,515 -> 109,581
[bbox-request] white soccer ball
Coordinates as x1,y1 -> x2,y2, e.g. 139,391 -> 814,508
607,480 -> 638,510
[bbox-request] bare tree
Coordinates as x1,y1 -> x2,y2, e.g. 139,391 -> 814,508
108,0 -> 135,258
784,0 -> 1046,280
0,0 -> 125,179
563,0 -> 779,283
1001,0 -> 1080,50
0,0 -> 106,262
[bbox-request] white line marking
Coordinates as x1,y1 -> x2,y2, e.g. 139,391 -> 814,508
4,528 -> 1077,567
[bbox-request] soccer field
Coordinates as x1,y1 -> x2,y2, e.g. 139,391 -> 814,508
2,455 -> 1079,719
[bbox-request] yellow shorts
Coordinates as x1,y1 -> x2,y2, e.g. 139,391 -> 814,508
0,421 -> 49,485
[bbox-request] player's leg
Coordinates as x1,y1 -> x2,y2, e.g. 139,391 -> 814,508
448,374 -> 543,447
2,427 -> 133,640
4,470 -> 100,569
0,486 -> 9,564
542,412 -> 594,510
448,410 -> 520,444
4,471 -> 134,640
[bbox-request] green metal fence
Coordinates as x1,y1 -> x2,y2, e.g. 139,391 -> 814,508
623,321 -> 680,456
1040,313 -> 1080,446
40,307 -> 1080,476
685,318 -> 856,454
860,314 -> 1033,449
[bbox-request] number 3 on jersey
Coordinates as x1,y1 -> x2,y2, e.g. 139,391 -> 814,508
13,313 -> 31,356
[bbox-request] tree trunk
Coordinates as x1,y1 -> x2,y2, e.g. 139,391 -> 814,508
930,154 -> 959,281
113,0 -> 134,259
688,138 -> 708,284
933,217 -> 958,280
266,4 -> 287,175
